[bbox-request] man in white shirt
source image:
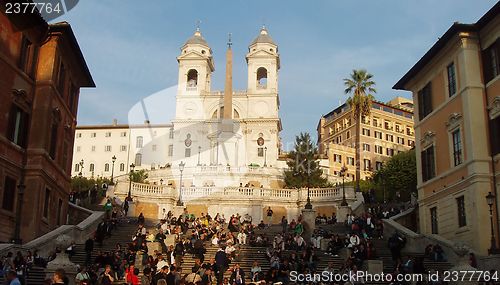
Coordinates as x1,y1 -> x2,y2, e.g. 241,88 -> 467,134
156,255 -> 169,273
237,231 -> 247,245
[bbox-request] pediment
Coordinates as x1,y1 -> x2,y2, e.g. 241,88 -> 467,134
246,49 -> 277,58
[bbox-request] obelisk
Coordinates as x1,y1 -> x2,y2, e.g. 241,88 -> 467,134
222,33 -> 233,132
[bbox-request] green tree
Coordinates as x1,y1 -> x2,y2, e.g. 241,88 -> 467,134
284,132 -> 327,188
373,149 -> 417,202
71,176 -> 111,193
344,69 -> 376,192
130,169 -> 148,183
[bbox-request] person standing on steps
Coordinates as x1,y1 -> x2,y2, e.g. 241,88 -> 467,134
84,235 -> 94,266
266,207 -> 273,228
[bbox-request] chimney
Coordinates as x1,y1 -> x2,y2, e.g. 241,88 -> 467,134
112,118 -> 118,126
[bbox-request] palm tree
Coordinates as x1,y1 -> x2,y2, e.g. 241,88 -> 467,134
344,69 -> 376,193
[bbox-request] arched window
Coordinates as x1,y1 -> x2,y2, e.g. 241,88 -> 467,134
187,69 -> 198,88
104,163 -> 110,172
136,136 -> 143,148
89,163 -> 95,172
135,153 -> 142,166
120,163 -> 125,172
256,67 -> 268,89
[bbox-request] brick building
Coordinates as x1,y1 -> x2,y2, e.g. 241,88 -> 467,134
0,7 -> 94,242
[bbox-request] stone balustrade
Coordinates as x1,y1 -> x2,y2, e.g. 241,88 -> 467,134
121,182 -> 355,204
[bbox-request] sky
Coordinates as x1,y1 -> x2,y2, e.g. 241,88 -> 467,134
55,0 -> 497,149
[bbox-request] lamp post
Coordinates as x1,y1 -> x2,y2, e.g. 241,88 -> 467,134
197,146 -> 201,166
128,163 -> 135,200
177,161 -> 185,206
110,155 -> 116,185
340,165 -> 348,206
486,192 -> 498,254
304,160 -> 312,210
264,147 -> 268,167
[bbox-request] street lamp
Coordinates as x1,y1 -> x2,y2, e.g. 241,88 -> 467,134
197,146 -> 202,166
264,147 -> 268,167
110,155 -> 117,185
128,163 -> 135,199
486,192 -> 498,254
340,165 -> 348,206
177,161 -> 185,206
78,159 -> 84,177
304,160 -> 312,210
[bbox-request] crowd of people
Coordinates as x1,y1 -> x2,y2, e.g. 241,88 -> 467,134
1,199 -> 477,285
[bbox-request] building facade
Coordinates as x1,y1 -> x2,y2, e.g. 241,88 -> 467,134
317,98 -> 415,183
393,2 -> 500,254
0,8 -> 94,242
72,121 -> 174,179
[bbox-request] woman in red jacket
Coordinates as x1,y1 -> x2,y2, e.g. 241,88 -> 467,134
125,264 -> 139,285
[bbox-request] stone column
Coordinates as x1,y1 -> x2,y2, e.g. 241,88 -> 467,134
301,208 -> 316,242
127,201 -> 136,217
336,206 -> 352,224
45,235 -> 78,285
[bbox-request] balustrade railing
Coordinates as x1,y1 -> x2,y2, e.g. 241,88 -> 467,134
128,182 -> 355,203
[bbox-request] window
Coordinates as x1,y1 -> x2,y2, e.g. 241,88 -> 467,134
482,39 -> 499,83
89,163 -> 95,172
447,62 -> 457,97
372,118 -> 379,127
430,207 -> 438,234
120,145 -> 127,152
386,134 -> 393,142
105,145 -> 112,152
91,132 -> 96,138
136,136 -> 143,148
363,159 -> 371,171
2,176 -> 16,211
7,104 -> 29,148
346,131 -> 350,139
57,61 -> 66,96
43,188 -> 50,218
347,157 -> 354,166
417,83 -> 433,120
185,148 -> 191,158
57,199 -> 63,225
49,122 -> 59,160
74,164 -> 79,172
375,145 -> 383,154
168,145 -> 173,157
120,163 -> 125,172
456,196 -> 466,227
384,121 -> 391,130
91,145 -> 96,152
406,127 -> 412,136
333,154 -> 342,163
169,128 -> 174,139
187,69 -> 198,88
105,132 -> 111,137
362,128 -> 370,136
395,125 -> 400,132
152,144 -> 157,151
490,116 -> 500,156
397,137 -> 405,145
76,133 -> 82,138
421,146 -> 436,182
374,131 -> 382,139
76,146 -> 81,152
257,147 -> 264,157
452,129 -> 463,166
375,161 -> 383,171
135,153 -> 142,166
68,83 -> 77,113
362,143 -> 370,152
121,132 -> 127,137
104,163 -> 110,172
256,67 -> 268,89
408,140 -> 414,147
18,36 -> 31,70
386,148 -> 394,156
